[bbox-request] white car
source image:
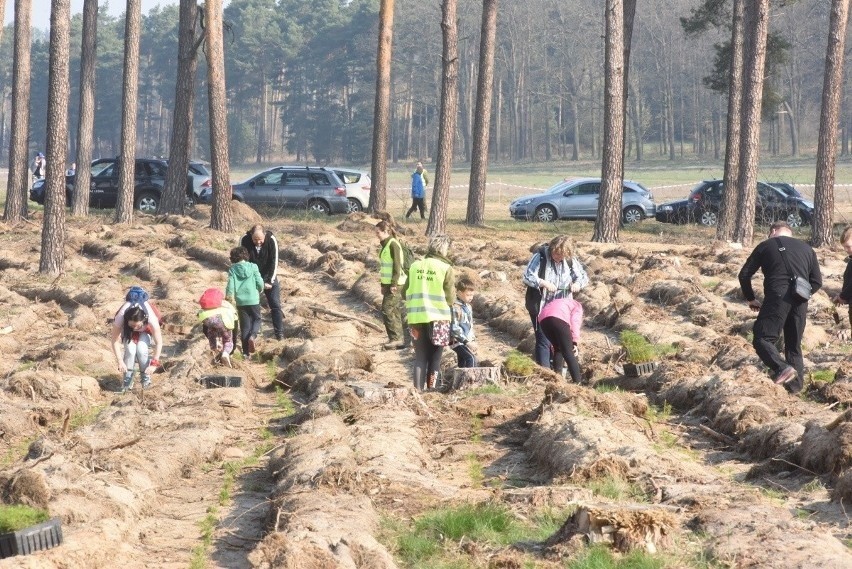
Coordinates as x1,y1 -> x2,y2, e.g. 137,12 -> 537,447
330,168 -> 371,212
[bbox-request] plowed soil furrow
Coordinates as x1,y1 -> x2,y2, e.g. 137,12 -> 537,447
1,211 -> 852,568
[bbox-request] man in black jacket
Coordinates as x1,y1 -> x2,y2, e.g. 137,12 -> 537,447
240,225 -> 284,340
739,221 -> 822,393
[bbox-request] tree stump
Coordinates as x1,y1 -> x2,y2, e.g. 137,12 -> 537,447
546,503 -> 677,554
449,366 -> 500,391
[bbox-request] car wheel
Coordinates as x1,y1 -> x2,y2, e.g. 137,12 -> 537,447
347,198 -> 363,213
136,192 -> 160,213
308,200 -> 331,215
622,205 -> 643,224
786,210 -> 805,228
534,204 -> 557,222
699,209 -> 718,226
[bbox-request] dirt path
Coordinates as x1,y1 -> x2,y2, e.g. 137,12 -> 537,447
2,212 -> 852,568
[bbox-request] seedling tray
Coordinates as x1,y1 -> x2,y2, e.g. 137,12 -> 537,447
199,375 -> 243,388
0,517 -> 63,559
623,361 -> 658,377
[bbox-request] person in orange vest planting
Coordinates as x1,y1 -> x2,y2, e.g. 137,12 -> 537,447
406,235 -> 454,390
197,287 -> 238,367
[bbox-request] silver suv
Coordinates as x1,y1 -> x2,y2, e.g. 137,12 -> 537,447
199,166 -> 349,215
509,177 -> 656,223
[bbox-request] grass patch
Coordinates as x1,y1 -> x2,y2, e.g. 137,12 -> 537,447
0,504 -> 50,533
460,384 -> 504,396
586,475 -> 647,502
504,350 -> 536,377
274,385 -> 295,417
470,415 -> 483,443
800,478 -> 826,493
189,505 -> 218,569
758,486 -> 786,504
70,404 -> 106,430
594,382 -> 622,393
467,454 -> 484,488
808,369 -> 836,384
645,401 -> 672,423
567,545 -> 666,569
387,502 -> 574,567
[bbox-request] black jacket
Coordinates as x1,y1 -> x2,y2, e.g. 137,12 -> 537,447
239,231 -> 279,284
738,235 -> 822,301
841,257 -> 852,302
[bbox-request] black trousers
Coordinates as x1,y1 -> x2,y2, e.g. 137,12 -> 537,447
406,197 -> 426,219
539,317 -> 582,383
753,293 -> 807,393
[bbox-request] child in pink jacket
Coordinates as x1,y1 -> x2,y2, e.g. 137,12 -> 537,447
537,296 -> 583,382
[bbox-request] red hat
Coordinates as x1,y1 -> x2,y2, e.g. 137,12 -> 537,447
199,288 -> 224,309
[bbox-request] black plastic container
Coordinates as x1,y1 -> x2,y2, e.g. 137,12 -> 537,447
199,375 -> 243,388
0,517 -> 63,559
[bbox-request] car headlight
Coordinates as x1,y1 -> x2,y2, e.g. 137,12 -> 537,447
32,180 -> 44,190
515,199 -> 533,206
659,205 -> 672,212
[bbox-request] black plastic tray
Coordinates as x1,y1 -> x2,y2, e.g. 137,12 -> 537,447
0,517 -> 63,559
199,375 -> 243,388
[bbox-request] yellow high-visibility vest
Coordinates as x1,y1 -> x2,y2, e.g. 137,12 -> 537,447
407,257 -> 451,324
380,238 -> 406,285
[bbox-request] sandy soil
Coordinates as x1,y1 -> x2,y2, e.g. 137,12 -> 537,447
1,205 -> 851,568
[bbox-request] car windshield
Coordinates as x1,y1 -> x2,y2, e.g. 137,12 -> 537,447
91,162 -> 113,177
631,182 -> 651,194
336,171 -> 361,184
546,181 -> 572,194
189,162 -> 211,176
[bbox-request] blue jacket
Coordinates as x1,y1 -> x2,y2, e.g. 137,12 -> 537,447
411,171 -> 427,198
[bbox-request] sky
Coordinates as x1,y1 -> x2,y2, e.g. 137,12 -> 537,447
4,0 -> 177,31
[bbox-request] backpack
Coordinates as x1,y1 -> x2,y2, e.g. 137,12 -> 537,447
399,239 -> 415,273
126,285 -> 150,305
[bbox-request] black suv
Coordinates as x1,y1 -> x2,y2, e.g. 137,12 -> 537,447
30,157 -> 178,213
655,180 -> 814,228
199,165 -> 350,215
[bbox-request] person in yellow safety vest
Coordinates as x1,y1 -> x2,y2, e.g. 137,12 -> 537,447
406,234 -> 455,391
375,219 -> 408,350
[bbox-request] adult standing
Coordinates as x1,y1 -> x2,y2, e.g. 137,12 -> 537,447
407,235 -> 455,390
239,224 -> 284,340
375,219 -> 407,350
522,235 -> 589,370
31,152 -> 46,181
405,161 -> 429,219
739,221 -> 822,393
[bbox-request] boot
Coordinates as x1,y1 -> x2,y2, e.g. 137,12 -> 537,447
426,372 -> 436,390
141,374 -> 152,389
122,371 -> 134,393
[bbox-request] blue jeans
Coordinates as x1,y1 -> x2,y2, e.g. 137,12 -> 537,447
452,344 -> 477,368
237,304 -> 262,353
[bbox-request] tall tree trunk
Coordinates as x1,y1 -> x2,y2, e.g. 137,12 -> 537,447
206,0 -> 233,232
622,0 -> 636,164
256,76 -> 267,164
465,0 -> 497,227
593,0 -> 625,243
39,0 -> 71,274
160,0 -> 198,215
2,0 -> 31,223
734,0 -> 770,247
426,0 -> 458,236
71,0 -> 97,216
716,0 -> 744,242
114,0 -> 141,224
812,0 -> 851,248
369,0 -> 394,213
782,100 -> 799,157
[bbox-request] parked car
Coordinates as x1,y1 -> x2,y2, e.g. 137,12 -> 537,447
187,160 -> 212,200
768,181 -> 804,199
329,167 -> 371,213
508,177 -> 656,223
199,166 -> 349,215
29,157 -> 182,213
655,180 -> 814,227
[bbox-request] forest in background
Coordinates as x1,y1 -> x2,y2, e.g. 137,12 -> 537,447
0,0 -> 843,167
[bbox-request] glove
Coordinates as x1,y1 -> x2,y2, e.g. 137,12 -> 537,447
570,282 -> 582,293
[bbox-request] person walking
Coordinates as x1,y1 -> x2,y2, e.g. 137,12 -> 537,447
405,162 -> 429,219
226,246 -> 264,357
239,224 -> 285,340
522,235 -> 589,370
375,219 -> 408,350
739,221 -> 822,393
407,235 -> 455,390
